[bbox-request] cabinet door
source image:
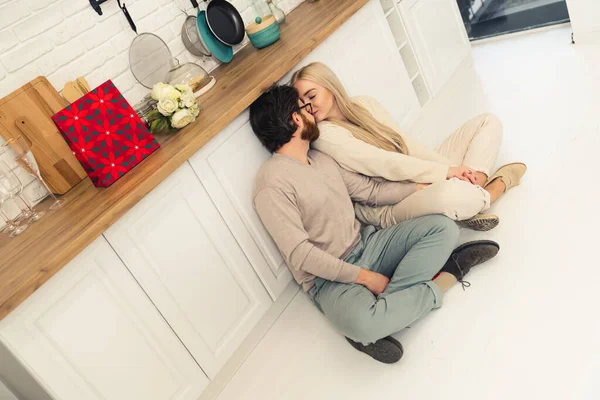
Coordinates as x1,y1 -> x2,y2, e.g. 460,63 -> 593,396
399,0 -> 471,96
0,238 -> 208,400
0,380 -> 17,400
188,112 -> 293,301
327,0 -> 421,126
104,162 -> 272,379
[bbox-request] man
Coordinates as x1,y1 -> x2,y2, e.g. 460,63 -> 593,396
250,85 -> 499,364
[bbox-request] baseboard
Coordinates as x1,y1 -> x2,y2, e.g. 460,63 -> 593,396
198,281 -> 301,400
471,22 -> 571,45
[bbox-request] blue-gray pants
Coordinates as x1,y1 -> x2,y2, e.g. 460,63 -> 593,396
308,215 -> 459,345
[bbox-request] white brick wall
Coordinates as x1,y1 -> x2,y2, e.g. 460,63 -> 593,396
0,0 -> 303,227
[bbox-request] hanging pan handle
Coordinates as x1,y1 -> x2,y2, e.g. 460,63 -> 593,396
190,0 -> 199,8
117,0 -> 137,34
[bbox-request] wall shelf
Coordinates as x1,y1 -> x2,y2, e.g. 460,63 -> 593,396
380,0 -> 395,14
380,2 -> 431,109
386,9 -> 408,46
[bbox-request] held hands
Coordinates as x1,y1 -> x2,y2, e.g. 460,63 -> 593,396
356,268 -> 390,296
447,166 -> 477,184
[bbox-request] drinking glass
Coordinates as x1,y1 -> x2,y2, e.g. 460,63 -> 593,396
0,189 -> 27,237
0,136 -> 64,210
0,161 -> 45,222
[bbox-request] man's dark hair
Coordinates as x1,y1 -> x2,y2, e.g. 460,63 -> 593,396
250,84 -> 300,153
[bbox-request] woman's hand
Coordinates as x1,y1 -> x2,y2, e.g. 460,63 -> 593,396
447,166 -> 477,184
356,268 -> 390,296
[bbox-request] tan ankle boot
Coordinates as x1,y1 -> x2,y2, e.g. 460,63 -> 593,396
485,162 -> 527,191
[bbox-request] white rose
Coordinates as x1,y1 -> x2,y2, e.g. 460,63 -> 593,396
157,97 -> 178,116
166,87 -> 181,100
189,103 -> 200,117
151,83 -> 171,101
175,84 -> 193,97
181,93 -> 196,108
152,83 -> 181,102
171,108 -> 195,128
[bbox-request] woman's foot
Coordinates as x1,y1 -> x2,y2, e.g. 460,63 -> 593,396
345,336 -> 404,364
456,213 -> 499,231
440,240 -> 500,290
485,162 -> 527,192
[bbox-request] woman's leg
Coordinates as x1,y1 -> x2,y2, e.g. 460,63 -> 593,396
435,113 -> 503,185
355,178 -> 491,229
312,216 -> 458,345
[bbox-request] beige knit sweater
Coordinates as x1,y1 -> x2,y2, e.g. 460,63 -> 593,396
313,96 -> 452,183
253,151 -> 417,291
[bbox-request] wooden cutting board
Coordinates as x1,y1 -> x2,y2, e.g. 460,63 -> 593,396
0,77 -> 87,194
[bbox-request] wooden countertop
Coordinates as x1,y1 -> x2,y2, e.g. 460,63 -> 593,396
0,0 -> 370,320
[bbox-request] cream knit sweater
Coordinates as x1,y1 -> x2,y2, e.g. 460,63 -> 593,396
313,96 -> 452,183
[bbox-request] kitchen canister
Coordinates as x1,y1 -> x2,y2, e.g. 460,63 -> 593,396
246,0 -> 281,49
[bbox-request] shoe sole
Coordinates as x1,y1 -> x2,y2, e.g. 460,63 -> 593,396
454,239 -> 500,254
456,215 -> 499,232
346,336 -> 403,364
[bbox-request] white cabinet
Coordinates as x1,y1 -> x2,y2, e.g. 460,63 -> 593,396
188,114 -> 293,301
0,381 -> 17,400
0,237 -> 208,400
566,0 -> 600,41
399,0 -> 471,96
104,162 -> 272,379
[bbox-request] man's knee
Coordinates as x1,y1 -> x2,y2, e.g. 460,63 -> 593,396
414,214 -> 459,243
432,215 -> 459,242
342,313 -> 381,345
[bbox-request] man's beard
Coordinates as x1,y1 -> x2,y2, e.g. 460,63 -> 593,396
300,113 -> 320,142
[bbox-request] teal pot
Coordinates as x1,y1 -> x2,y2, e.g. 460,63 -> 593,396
246,16 -> 280,49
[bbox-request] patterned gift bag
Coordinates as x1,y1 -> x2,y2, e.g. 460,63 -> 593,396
52,80 -> 160,188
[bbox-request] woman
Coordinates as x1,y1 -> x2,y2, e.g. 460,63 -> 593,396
291,62 -> 526,231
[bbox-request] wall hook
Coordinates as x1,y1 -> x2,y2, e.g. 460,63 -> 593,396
117,0 -> 137,33
88,0 -> 137,34
89,0 -> 109,15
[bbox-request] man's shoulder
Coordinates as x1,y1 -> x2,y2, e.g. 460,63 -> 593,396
253,155 -> 295,196
309,149 -> 336,164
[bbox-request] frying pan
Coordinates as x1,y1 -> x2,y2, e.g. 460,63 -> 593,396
190,0 -> 245,46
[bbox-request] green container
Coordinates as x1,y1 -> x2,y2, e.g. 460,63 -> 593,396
248,21 -> 280,49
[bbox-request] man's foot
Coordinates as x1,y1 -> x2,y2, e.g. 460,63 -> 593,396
345,336 -> 403,364
440,240 -> 500,290
456,213 -> 499,231
485,162 -> 527,191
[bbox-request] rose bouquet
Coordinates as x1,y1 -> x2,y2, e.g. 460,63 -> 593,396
145,83 -> 200,134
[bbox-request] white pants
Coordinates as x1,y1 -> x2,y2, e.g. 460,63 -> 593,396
356,113 -> 503,228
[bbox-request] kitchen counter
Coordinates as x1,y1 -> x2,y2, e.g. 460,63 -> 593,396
0,0 -> 369,320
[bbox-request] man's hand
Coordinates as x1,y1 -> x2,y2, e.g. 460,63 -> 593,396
447,166 -> 477,184
356,268 -> 390,296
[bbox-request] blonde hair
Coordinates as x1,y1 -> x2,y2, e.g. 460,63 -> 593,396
291,62 -> 408,155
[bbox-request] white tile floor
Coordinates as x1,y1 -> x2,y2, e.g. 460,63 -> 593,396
217,26 -> 600,400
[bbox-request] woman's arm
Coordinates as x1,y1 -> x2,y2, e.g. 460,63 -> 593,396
313,124 -> 449,183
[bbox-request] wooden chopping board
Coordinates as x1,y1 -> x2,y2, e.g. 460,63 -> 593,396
0,77 -> 87,194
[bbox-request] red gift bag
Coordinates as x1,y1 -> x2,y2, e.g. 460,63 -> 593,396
52,80 -> 160,188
